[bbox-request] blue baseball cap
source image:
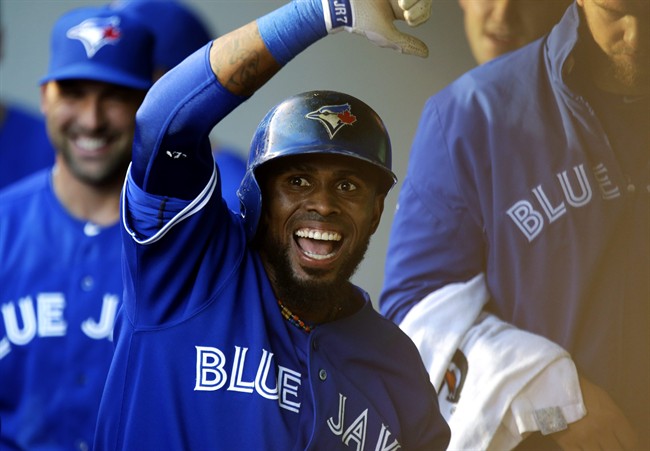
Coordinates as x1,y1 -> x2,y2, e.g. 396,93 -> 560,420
111,0 -> 213,72
40,5 -> 154,90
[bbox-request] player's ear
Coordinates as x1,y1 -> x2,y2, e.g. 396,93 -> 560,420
40,84 -> 49,114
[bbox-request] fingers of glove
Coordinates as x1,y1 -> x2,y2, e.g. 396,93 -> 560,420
324,0 -> 429,57
400,0 -> 432,27
363,28 -> 429,58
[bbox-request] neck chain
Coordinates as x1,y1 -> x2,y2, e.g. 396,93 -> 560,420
277,300 -> 315,333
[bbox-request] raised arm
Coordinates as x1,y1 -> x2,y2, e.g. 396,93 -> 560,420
211,0 -> 432,96
130,0 -> 432,199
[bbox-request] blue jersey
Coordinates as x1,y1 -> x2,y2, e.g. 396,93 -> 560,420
0,104 -> 54,190
214,147 -> 247,212
380,2 -> 649,442
94,44 -> 450,450
0,170 -> 121,450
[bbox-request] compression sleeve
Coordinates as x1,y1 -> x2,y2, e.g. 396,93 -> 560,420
130,42 -> 247,199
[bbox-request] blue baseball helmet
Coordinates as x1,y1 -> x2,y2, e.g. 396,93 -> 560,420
237,90 -> 397,240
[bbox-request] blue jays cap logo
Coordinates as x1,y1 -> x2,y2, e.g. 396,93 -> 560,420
66,16 -> 122,58
306,103 -> 357,139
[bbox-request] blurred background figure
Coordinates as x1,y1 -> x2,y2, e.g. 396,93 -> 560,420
112,0 -> 247,211
459,0 -> 571,64
381,0 -> 649,448
111,0 -> 212,80
0,5 -> 154,449
0,12 -> 54,190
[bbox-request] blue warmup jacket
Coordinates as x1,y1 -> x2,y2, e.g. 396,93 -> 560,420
380,2 -> 649,441
94,43 -> 450,450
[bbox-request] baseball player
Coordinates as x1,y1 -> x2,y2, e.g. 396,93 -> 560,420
94,0 -> 450,449
0,6 -> 154,450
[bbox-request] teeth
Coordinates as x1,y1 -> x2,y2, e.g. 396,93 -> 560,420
295,229 -> 341,241
304,250 -> 336,260
76,137 -> 107,151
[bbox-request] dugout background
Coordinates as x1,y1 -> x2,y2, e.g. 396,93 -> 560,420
0,0 -> 475,306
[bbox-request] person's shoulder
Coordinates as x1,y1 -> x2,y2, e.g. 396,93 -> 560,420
426,39 -> 547,118
363,302 -> 425,349
461,42 -> 543,90
0,169 -> 50,207
3,102 -> 45,129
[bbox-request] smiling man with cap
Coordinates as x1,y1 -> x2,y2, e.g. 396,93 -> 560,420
0,5 -> 153,450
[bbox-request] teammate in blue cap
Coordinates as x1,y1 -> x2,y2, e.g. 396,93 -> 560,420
0,5 -> 154,449
94,0 -> 450,449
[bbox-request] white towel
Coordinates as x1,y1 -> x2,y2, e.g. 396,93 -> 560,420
400,274 -> 586,450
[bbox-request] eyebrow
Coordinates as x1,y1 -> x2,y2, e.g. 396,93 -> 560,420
282,162 -> 364,178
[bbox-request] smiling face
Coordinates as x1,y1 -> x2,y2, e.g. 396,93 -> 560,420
41,79 -> 145,188
256,153 -> 385,316
459,0 -> 569,64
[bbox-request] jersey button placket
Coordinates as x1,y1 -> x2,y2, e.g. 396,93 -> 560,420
309,334 -> 327,381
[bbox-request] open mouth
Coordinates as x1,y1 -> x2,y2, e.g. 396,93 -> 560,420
294,228 -> 343,260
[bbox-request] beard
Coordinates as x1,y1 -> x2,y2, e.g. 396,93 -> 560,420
59,143 -> 131,188
261,230 -> 371,315
606,55 -> 649,93
589,40 -> 650,95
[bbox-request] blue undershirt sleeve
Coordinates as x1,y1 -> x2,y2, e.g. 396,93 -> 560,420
131,42 -> 248,199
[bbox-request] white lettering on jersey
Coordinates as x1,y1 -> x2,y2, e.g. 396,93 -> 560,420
229,346 -> 255,393
532,185 -> 566,223
278,366 -> 301,413
343,409 -> 368,450
37,293 -> 67,337
81,294 -> 118,340
593,163 -> 621,200
2,297 -> 38,345
506,201 -> 544,242
328,392 -> 347,434
195,346 -> 228,391
376,424 -> 401,451
255,349 -> 279,400
328,392 -> 401,450
0,293 -> 119,359
557,165 -> 592,207
507,163 -> 620,242
194,345 -> 302,413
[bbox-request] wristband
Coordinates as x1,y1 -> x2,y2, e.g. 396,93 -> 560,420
257,0 -> 327,66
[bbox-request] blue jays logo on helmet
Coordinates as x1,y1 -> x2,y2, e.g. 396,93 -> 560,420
67,16 -> 122,58
305,104 -> 357,139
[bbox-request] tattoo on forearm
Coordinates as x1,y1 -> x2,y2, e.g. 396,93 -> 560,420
213,24 -> 279,96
